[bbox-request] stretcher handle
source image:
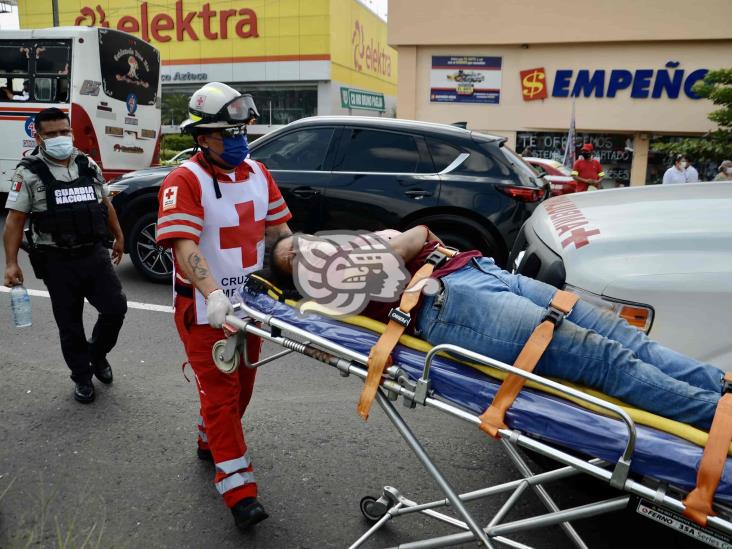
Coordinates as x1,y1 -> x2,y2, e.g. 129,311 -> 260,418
423,343 -> 637,485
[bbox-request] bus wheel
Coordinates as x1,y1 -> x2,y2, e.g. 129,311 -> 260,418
129,212 -> 173,283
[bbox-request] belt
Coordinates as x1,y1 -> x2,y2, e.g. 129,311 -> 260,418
35,243 -> 98,257
175,283 -> 194,298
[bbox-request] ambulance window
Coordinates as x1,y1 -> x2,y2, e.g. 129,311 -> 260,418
35,44 -> 70,75
0,43 -> 31,73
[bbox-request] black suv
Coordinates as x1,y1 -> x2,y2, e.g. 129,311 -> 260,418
110,116 -> 546,282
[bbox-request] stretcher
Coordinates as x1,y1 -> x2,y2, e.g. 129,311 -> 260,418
215,277 -> 732,548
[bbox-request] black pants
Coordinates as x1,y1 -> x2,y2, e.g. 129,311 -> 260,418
42,244 -> 127,383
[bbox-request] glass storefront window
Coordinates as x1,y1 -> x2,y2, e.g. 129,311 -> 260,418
161,85 -> 317,127
516,131 -> 633,187
245,88 -> 317,125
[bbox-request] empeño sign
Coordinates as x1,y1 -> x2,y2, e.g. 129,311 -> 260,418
340,87 -> 385,111
520,62 -> 708,100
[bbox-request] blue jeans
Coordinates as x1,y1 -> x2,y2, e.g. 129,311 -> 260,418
415,258 -> 724,431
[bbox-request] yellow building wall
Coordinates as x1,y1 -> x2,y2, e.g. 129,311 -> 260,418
18,0 -> 331,66
328,0 -> 396,96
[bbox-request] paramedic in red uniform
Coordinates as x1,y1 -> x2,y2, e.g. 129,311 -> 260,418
155,82 -> 292,531
571,143 -> 605,192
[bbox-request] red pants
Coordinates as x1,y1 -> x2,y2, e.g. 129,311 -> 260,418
174,295 -> 260,508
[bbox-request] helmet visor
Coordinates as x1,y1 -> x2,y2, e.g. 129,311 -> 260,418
224,94 -> 260,124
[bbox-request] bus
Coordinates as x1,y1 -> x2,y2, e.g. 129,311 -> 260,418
0,27 -> 161,194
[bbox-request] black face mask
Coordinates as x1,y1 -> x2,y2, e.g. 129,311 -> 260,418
581,153 -> 591,159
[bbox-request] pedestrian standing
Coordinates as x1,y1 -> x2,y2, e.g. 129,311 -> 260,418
713,160 -> 732,181
571,143 -> 605,191
685,156 -> 700,182
3,107 -> 127,403
662,154 -> 690,184
155,82 -> 292,531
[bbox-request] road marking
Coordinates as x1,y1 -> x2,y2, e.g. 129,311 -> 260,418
0,286 -> 174,313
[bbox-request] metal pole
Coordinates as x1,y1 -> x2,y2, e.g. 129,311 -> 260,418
375,391 -> 493,548
52,0 -> 59,26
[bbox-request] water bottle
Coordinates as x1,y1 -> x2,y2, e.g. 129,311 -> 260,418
10,285 -> 32,328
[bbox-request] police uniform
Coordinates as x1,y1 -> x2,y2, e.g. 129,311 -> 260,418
6,149 -> 128,384
156,151 -> 291,509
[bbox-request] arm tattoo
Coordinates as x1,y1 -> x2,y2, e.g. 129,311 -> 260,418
187,252 -> 209,280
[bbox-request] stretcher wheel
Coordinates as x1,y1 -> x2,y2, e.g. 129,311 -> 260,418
359,496 -> 386,522
212,339 -> 239,374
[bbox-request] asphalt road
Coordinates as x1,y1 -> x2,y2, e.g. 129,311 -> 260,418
0,216 -> 707,549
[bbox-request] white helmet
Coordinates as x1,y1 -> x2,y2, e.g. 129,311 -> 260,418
180,82 -> 259,133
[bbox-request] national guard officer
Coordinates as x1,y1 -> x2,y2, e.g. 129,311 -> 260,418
3,107 -> 128,404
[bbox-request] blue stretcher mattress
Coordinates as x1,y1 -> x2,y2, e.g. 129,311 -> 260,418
243,290 -> 732,504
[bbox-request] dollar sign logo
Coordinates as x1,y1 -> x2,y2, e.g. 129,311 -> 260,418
522,70 -> 545,98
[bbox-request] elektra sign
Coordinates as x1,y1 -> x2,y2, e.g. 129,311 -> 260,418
536,62 -> 708,100
74,2 -> 258,42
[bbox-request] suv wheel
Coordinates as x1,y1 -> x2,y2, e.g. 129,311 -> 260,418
129,212 -> 173,283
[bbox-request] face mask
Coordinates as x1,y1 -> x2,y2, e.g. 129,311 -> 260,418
219,134 -> 249,167
726,168 -> 732,175
581,153 -> 590,159
42,135 -> 73,160
679,161 -> 688,169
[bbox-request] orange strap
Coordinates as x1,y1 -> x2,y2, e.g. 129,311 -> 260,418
479,290 -> 579,438
357,246 -> 456,421
682,389 -> 732,526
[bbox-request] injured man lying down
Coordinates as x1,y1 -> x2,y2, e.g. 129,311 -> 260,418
268,225 -> 726,432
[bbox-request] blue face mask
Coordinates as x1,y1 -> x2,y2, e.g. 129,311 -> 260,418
218,134 -> 249,167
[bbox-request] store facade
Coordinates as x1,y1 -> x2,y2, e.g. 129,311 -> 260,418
18,0 -> 397,135
389,0 -> 732,185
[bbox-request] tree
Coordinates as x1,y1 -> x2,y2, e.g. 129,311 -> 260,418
652,68 -> 732,161
161,93 -> 190,126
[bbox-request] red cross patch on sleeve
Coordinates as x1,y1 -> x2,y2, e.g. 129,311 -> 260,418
11,180 -> 22,192
162,186 -> 179,211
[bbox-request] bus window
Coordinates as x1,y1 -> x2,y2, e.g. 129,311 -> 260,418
0,76 -> 29,101
98,29 -> 160,106
35,44 -> 70,75
34,77 -> 55,102
0,43 -> 31,73
56,77 -> 70,103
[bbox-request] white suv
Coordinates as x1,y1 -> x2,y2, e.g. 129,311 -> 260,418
511,182 -> 732,369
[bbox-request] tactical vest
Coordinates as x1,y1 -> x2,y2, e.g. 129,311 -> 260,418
19,155 -> 109,248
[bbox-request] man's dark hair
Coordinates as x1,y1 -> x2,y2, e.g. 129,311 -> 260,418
34,108 -> 70,133
265,232 -> 298,292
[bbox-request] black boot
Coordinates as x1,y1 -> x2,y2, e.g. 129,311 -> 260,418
74,381 -> 95,403
91,357 -> 113,384
231,497 -> 269,531
197,447 -> 213,463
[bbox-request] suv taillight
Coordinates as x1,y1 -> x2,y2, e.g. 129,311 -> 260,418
498,185 -> 544,202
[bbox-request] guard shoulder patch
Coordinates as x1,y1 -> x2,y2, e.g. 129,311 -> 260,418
162,186 -> 179,211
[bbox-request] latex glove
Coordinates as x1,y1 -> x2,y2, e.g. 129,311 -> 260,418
206,289 -> 233,328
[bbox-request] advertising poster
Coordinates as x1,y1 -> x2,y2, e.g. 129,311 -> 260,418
430,56 -> 502,104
